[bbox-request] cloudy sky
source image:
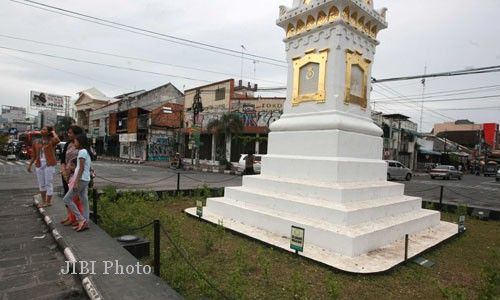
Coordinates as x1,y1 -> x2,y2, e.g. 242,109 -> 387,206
0,0 -> 499,132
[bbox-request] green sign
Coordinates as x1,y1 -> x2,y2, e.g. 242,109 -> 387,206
196,200 -> 203,217
458,215 -> 466,233
290,226 -> 305,253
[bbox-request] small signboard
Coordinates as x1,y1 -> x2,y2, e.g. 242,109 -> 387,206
458,215 -> 466,233
412,256 -> 435,268
290,226 -> 305,253
196,200 -> 203,217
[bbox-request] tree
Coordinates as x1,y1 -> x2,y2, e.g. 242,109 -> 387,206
207,113 -> 243,163
55,116 -> 76,138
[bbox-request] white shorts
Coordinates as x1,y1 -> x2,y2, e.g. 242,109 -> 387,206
36,161 -> 55,196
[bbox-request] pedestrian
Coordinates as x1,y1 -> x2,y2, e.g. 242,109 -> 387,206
59,125 -> 84,226
244,153 -> 255,175
62,134 -> 93,232
27,126 -> 60,208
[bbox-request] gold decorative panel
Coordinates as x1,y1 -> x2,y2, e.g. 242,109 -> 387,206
345,50 -> 371,109
292,48 -> 329,106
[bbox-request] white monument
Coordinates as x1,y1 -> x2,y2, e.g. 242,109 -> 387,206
186,0 -> 457,273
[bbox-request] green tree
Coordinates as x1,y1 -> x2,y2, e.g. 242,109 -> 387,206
207,113 -> 243,163
55,116 -> 75,137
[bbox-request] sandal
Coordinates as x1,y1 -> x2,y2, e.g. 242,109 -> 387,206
62,219 -> 74,226
75,221 -> 89,232
60,218 -> 70,224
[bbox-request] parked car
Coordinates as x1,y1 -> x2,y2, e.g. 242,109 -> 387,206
430,165 -> 462,180
386,160 -> 412,181
484,162 -> 498,177
238,154 -> 262,174
496,169 -> 500,182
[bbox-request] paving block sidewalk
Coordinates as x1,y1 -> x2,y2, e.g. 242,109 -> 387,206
0,190 -> 85,300
34,194 -> 183,300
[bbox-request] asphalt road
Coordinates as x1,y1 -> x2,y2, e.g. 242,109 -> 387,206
404,174 -> 500,211
1,158 -> 498,210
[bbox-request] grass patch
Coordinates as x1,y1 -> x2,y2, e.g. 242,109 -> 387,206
97,188 -> 500,300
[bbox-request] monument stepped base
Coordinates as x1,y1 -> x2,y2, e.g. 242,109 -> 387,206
185,206 -> 457,273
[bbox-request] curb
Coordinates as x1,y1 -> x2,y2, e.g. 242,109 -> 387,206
98,157 -> 144,165
33,196 -> 104,300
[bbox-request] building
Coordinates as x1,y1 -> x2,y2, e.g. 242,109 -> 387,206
416,135 -> 472,171
183,79 -> 285,163
372,112 -> 419,169
92,82 -> 184,161
74,88 -> 114,133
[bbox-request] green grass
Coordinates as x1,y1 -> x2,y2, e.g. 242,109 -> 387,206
96,187 -> 500,300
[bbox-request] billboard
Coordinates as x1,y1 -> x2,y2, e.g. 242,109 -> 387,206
30,91 -> 69,112
483,123 -> 498,148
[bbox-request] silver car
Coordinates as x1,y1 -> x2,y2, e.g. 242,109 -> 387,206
430,165 -> 462,180
386,160 -> 412,181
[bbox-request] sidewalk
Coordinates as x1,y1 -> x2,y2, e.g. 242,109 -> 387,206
34,194 -> 182,300
0,190 -> 84,300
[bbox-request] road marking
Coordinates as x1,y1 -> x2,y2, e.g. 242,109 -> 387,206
15,161 -> 24,165
6,161 -> 14,165
0,161 -> 4,166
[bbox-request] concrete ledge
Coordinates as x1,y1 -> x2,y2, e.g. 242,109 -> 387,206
33,195 -> 182,300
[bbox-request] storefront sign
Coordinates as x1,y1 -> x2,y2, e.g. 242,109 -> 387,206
458,216 -> 466,233
196,200 -> 203,217
290,226 -> 305,253
119,133 -> 137,143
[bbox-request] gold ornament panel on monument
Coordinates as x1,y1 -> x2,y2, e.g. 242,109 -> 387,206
292,48 -> 328,107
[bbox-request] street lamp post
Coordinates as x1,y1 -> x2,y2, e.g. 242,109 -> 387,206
191,89 -> 203,168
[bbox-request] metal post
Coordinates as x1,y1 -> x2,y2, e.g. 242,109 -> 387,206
153,219 -> 160,277
176,172 -> 180,196
404,234 -> 409,261
439,186 -> 444,211
92,189 -> 99,225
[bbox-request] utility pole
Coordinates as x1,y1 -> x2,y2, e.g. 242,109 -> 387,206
191,89 -> 203,168
419,65 -> 427,132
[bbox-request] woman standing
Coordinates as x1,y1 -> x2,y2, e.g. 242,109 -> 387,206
63,134 -> 93,232
28,126 -> 60,208
60,125 -> 84,226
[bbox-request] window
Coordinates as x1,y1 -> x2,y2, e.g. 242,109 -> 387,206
215,87 -> 226,100
389,162 -> 396,167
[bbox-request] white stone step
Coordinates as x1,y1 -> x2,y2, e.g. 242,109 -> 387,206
224,186 -> 422,226
206,196 -> 440,257
261,154 -> 387,183
242,175 -> 405,203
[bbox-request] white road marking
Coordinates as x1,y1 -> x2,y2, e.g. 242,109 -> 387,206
6,161 -> 15,165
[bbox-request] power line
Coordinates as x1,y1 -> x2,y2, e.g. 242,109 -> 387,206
0,45 -> 215,83
372,65 -> 500,83
10,0 -> 287,68
375,93 -> 500,104
0,51 -> 130,90
374,84 -> 454,122
371,83 -> 500,101
0,33 -> 286,86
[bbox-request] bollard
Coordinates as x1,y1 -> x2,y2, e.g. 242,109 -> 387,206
92,189 -> 99,225
153,219 -> 160,277
404,234 -> 409,262
176,172 -> 180,196
439,186 -> 444,211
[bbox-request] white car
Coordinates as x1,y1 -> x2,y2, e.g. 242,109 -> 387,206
386,160 -> 412,181
238,154 -> 262,174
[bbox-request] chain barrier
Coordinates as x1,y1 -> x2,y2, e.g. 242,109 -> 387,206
443,186 -> 477,202
159,224 -> 230,300
181,173 -> 239,184
95,173 -> 177,186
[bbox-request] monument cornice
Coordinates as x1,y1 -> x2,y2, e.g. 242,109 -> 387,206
278,0 -> 387,42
